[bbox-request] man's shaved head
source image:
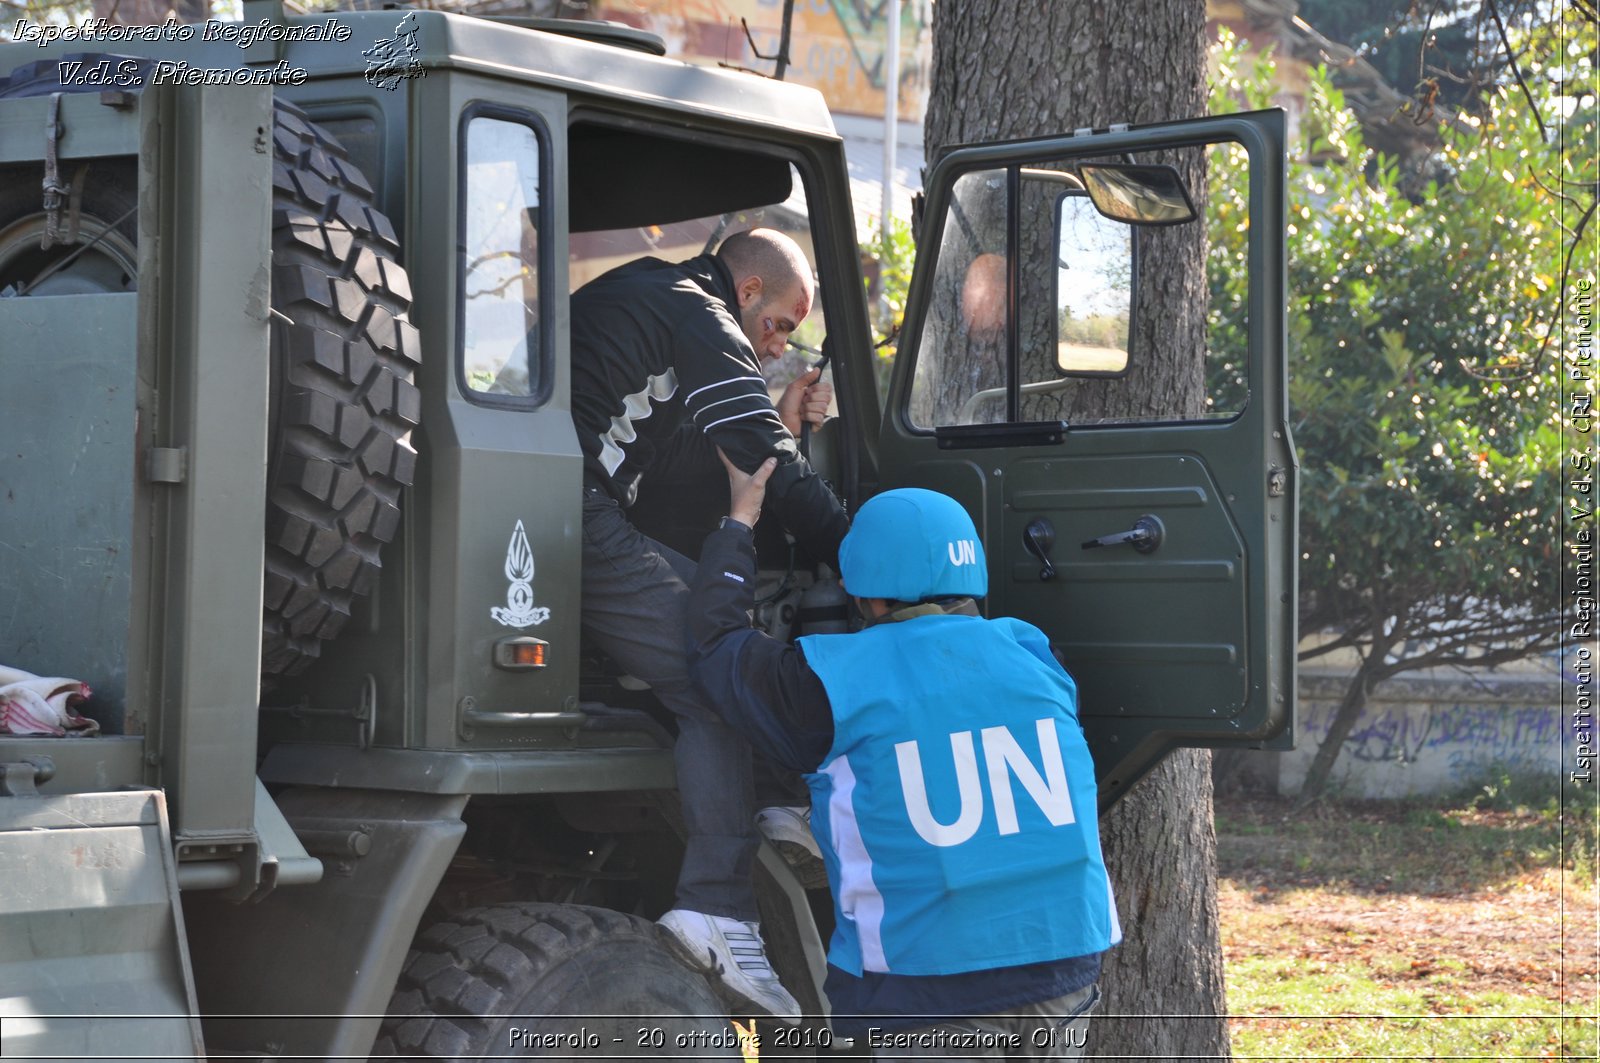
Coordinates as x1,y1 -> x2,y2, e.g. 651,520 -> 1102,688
717,228 -> 814,298
716,228 -> 816,362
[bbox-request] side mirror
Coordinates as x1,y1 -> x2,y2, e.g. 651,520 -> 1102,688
1079,163 -> 1197,225
1055,192 -> 1134,376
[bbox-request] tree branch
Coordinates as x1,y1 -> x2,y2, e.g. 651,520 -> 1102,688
1298,630 -> 1370,662
1486,0 -> 1550,142
1530,165 -> 1583,209
1300,589 -> 1562,675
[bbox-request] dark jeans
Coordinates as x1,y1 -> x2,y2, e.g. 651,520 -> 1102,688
580,486 -> 759,920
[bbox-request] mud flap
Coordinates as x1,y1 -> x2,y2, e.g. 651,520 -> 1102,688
0,790 -> 204,1060
182,788 -> 468,1059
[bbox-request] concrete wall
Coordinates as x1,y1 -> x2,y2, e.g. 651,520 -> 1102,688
1280,669 -> 1564,798
1231,667 -> 1564,799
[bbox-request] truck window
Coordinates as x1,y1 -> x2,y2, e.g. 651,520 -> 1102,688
459,110 -> 550,405
565,123 -> 837,558
907,142 -> 1248,429
569,160 -> 830,408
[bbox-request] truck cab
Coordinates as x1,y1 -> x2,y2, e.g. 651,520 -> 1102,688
0,8 -> 1293,1057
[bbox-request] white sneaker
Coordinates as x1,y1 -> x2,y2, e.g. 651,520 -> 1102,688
658,909 -> 801,1024
756,805 -> 828,889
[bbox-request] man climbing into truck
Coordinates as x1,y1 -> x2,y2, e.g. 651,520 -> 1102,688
569,227 -> 846,1021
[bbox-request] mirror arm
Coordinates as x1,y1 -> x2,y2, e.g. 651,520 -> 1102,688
1018,168 -> 1086,191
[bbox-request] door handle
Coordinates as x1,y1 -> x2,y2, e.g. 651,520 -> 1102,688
1023,518 -> 1057,581
1081,514 -> 1165,554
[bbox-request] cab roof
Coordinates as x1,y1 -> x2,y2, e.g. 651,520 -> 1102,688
299,9 -> 840,141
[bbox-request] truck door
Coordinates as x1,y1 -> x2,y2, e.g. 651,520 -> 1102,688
879,111 -> 1295,808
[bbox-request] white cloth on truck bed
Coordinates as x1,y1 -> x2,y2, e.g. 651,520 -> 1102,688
0,664 -> 97,736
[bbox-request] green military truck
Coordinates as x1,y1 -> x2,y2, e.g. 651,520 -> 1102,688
0,5 -> 1295,1057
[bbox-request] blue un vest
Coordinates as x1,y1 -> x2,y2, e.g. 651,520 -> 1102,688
797,614 -> 1120,977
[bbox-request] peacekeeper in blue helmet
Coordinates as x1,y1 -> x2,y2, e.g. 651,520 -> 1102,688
685,453 -> 1120,1058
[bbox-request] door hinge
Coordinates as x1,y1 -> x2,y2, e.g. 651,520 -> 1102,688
146,446 -> 188,484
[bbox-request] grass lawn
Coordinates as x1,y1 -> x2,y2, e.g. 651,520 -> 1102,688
1217,794 -> 1598,1061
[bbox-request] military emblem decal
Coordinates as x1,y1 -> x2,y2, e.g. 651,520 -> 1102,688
491,520 -> 551,628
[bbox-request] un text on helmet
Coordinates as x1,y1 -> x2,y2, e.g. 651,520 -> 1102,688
947,540 -> 978,566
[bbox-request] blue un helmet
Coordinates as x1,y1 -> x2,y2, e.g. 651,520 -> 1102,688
838,488 -> 987,602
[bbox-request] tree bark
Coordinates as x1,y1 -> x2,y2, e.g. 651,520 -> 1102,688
925,2 -> 1224,1059
1095,750 -> 1228,1060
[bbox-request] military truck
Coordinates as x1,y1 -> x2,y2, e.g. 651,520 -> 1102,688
0,5 -> 1295,1057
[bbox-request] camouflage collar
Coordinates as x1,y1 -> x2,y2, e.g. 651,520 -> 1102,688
868,597 -> 981,627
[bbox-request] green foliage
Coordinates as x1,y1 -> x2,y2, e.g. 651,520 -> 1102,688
862,215 -> 916,396
1207,29 -> 1589,676
1057,307 -> 1129,350
1454,763 -> 1559,812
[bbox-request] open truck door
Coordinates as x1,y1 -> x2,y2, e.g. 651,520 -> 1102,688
880,110 -> 1295,809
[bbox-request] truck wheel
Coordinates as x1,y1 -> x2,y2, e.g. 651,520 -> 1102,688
0,60 -> 421,680
370,903 -> 742,1061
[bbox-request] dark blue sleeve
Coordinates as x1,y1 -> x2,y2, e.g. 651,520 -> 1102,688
686,526 -> 835,772
765,456 -> 849,570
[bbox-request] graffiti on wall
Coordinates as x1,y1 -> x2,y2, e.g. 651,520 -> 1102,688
597,0 -> 931,118
1298,699 -> 1563,783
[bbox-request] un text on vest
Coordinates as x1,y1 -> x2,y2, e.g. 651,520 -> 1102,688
894,717 -> 1076,847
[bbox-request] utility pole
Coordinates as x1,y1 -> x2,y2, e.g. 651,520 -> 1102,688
881,0 -> 900,255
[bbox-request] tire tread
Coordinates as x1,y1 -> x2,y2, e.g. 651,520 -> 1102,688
264,100 -> 420,676
370,903 -> 699,1061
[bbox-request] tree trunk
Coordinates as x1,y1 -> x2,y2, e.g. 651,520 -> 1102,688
925,2 -> 1223,1059
1094,750 -> 1228,1060
926,0 -> 1211,426
1295,649 -> 1387,807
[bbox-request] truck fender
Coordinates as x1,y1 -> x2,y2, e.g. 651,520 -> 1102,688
180,788 -> 467,1059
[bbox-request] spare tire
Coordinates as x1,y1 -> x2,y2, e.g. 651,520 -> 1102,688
262,103 -> 421,677
0,61 -> 421,679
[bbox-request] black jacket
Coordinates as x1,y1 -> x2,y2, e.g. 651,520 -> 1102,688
570,254 -> 848,566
